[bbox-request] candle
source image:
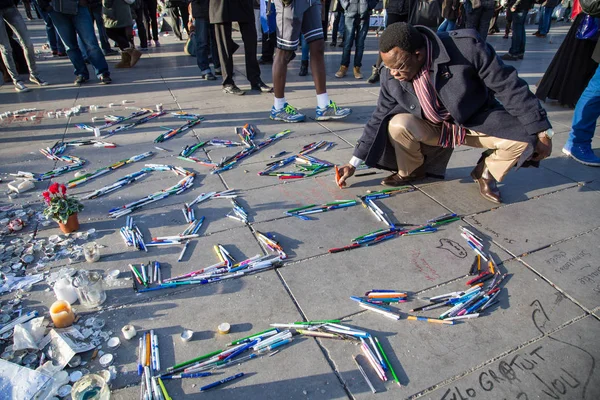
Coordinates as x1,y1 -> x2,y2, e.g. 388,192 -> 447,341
54,277 -> 78,304
50,300 -> 75,328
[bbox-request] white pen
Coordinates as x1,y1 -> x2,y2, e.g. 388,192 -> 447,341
178,241 -> 189,262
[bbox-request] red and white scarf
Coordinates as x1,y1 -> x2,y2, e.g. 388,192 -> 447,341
412,39 -> 466,148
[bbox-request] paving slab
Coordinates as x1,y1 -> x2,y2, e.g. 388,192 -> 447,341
425,315 -> 600,400
280,236 -> 510,320
77,270 -> 348,399
464,186 -> 600,256
312,258 -> 585,399
252,187 -> 455,262
519,228 -> 600,311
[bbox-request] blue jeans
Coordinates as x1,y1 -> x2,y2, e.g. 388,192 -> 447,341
50,6 -> 109,78
538,6 -> 555,35
509,11 -> 527,56
33,0 -> 65,53
300,34 -> 309,61
195,18 -> 209,71
437,19 -> 456,32
341,14 -> 369,68
566,65 -> 600,148
89,6 -> 112,53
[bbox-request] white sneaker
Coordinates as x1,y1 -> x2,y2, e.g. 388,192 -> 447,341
30,75 -> 49,86
14,81 -> 30,92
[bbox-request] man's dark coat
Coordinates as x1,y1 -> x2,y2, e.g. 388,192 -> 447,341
354,26 -> 552,174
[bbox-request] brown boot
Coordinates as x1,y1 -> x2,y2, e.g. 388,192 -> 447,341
115,52 -> 131,68
470,161 -> 501,203
353,66 -> 362,79
335,65 -> 348,78
127,48 -> 142,67
381,170 -> 426,187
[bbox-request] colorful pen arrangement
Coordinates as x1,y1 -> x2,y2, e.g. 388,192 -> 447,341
154,113 -> 204,143
177,125 -> 292,174
135,243 -> 285,293
460,225 -> 489,262
67,151 -> 153,188
227,198 -> 249,224
16,140 -> 116,181
104,165 -> 195,218
76,108 -> 150,132
121,216 -> 147,251
258,140 -> 335,179
255,231 -> 287,259
105,110 -> 165,137
130,261 -> 162,289
137,329 -> 164,400
285,200 -> 358,220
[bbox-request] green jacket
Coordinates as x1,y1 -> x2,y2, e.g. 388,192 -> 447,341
103,0 -> 133,29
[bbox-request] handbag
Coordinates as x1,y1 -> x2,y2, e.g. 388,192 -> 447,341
576,15 -> 600,40
184,31 -> 196,57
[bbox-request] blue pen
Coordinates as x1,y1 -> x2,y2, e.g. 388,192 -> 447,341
163,372 -> 212,380
223,340 -> 258,362
199,372 -> 245,392
266,338 -> 292,351
138,284 -> 177,292
466,296 -> 490,314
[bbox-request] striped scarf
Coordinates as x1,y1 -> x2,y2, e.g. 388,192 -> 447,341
412,39 -> 466,148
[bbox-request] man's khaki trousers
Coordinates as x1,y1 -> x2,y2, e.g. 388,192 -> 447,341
388,114 -> 531,182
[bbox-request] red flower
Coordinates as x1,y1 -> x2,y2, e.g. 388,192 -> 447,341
60,184 -> 67,195
42,191 -> 51,205
48,182 -> 59,194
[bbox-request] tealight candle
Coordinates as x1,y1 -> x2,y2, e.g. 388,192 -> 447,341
50,300 -> 75,328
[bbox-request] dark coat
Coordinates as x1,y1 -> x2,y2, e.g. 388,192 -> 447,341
385,0 -> 409,15
209,0 -> 253,23
441,0 -> 460,20
354,27 -> 551,172
191,0 -> 208,18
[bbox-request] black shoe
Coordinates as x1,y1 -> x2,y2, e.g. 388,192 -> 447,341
258,58 -> 273,65
299,60 -> 308,76
500,53 -> 519,61
99,73 -> 112,84
329,41 -> 336,47
223,84 -> 245,95
74,75 -> 88,86
367,65 -> 379,84
338,42 -> 344,47
250,81 -> 273,93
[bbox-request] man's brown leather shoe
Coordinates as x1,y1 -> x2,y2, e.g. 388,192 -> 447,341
470,162 -> 501,203
381,172 -> 425,187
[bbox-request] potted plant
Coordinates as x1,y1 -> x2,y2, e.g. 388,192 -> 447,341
42,182 -> 84,233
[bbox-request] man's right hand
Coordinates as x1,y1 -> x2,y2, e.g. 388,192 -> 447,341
337,164 -> 356,188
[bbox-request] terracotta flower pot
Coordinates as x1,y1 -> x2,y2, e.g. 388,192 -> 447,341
58,213 -> 79,234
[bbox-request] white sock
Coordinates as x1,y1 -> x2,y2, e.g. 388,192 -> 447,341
274,97 -> 286,110
316,93 -> 330,109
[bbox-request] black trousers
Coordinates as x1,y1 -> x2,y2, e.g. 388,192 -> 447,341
214,21 -> 261,86
134,9 -> 148,48
167,4 -> 189,39
262,30 -> 276,61
106,27 -> 130,50
331,10 -> 343,43
144,0 -> 159,41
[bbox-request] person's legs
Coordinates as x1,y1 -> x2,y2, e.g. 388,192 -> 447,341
353,15 -> 369,68
179,3 -> 189,35
331,10 -> 340,44
167,6 -> 182,39
3,6 -> 40,77
209,24 -> 220,69
105,27 -> 130,50
194,18 -> 210,73
338,13 -> 345,44
22,0 -> 33,20
135,10 -> 148,48
0,15 -> 20,84
90,6 -> 112,53
477,4 -> 495,41
508,10 -> 526,56
300,33 -> 309,61
49,10 -> 89,78
77,35 -> 88,60
504,7 -> 512,37
437,18 -> 448,33
463,131 -> 530,182
238,20 -> 262,86
144,0 -> 159,42
214,22 -> 235,87
339,13 -> 356,69
563,65 -> 600,166
539,6 -> 554,35
466,7 -> 482,32
72,6 -> 109,77
387,113 -> 443,177
447,20 -> 456,31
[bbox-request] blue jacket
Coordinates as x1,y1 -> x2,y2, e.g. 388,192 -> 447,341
354,27 -> 552,171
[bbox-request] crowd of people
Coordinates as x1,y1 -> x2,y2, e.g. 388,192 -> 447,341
0,0 -> 598,185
